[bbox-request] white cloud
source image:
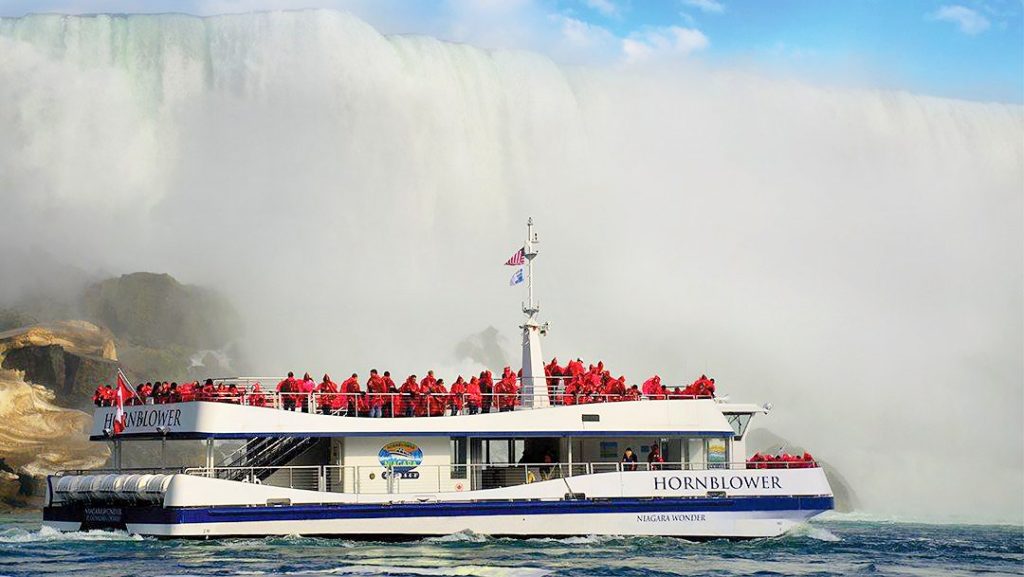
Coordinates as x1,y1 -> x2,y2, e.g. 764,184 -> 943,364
559,16 -> 616,49
930,5 -> 990,35
582,0 -> 618,17
622,26 -> 709,63
681,0 -> 724,14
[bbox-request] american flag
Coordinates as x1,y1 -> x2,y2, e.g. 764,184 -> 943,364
505,247 -> 525,266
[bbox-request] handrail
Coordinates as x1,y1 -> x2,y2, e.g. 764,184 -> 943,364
170,459 -> 819,495
98,390 -> 715,415
54,467 -> 187,476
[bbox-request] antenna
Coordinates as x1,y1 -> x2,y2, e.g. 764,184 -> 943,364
523,217 -> 541,320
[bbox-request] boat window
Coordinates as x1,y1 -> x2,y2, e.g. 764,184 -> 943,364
480,439 -> 524,465
450,437 -> 467,479
725,413 -> 752,438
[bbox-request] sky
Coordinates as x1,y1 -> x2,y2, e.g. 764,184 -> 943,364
0,0 -> 1021,102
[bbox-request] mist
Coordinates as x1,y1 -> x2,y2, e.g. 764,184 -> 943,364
0,11 -> 1020,524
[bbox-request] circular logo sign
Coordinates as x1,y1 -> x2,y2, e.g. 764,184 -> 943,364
378,441 -> 423,474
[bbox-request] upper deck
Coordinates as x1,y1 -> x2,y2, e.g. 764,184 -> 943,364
91,388 -> 764,440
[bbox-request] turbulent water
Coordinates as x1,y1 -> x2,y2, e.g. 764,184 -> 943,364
0,513 -> 1021,576
0,10 -> 1022,525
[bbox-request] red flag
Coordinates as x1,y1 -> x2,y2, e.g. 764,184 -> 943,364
504,247 -> 525,266
112,369 -> 135,435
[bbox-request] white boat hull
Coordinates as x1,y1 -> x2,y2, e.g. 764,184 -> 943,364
44,465 -> 834,539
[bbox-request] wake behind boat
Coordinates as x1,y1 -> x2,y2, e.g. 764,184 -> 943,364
43,219 -> 833,539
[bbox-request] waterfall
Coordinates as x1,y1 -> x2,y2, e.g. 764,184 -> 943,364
0,10 -> 1021,523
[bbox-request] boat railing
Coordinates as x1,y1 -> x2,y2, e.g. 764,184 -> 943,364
179,460 -> 819,495
54,466 -> 187,477
110,387 -> 714,416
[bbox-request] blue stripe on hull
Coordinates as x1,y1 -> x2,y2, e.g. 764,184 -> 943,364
45,495 -> 834,526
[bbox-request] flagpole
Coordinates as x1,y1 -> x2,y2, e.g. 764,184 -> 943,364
118,368 -> 133,390
527,218 -> 534,317
523,217 -> 539,320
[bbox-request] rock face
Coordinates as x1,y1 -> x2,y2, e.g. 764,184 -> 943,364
745,428 -> 860,512
0,273 -> 244,510
82,272 -> 241,352
455,326 -> 511,369
0,324 -> 113,508
0,321 -> 118,410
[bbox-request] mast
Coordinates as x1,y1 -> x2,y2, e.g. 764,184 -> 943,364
519,217 -> 549,408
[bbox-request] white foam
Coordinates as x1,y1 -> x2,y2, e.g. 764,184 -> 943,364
786,524 -> 841,542
423,530 -> 490,543
0,525 -> 143,543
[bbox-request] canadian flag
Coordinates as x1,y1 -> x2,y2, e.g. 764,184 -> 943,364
112,369 -> 135,435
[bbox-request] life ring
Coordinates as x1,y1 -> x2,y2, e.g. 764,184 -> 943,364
454,482 -> 465,491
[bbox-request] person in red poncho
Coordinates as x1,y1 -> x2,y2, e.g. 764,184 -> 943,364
544,357 -> 563,400
626,384 -> 641,401
249,382 -> 267,407
496,367 -> 518,412
479,370 -> 494,413
562,376 -> 579,405
92,384 -> 111,407
465,376 -> 482,415
341,373 -> 361,416
418,371 -> 437,417
586,370 -> 603,402
316,374 -> 339,414
366,369 -> 387,418
179,381 -> 196,403
382,371 -> 397,417
298,373 -> 316,412
138,382 -> 154,404
399,375 -> 419,417
567,359 -> 585,379
641,375 -> 663,400
429,378 -> 448,416
449,376 -> 466,416
276,372 -> 298,411
605,375 -> 626,401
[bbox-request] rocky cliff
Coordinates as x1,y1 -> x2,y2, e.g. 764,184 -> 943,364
0,321 -> 118,507
0,272 -> 244,509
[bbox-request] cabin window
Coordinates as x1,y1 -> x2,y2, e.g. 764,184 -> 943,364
480,439 -> 524,464
725,413 -> 752,438
450,437 -> 468,479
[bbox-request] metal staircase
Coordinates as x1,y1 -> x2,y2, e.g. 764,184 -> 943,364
216,436 -> 320,481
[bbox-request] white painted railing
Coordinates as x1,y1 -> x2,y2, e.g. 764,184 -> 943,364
180,460 -> 819,495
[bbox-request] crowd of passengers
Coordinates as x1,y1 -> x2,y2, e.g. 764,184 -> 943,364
746,452 -> 818,469
91,357 -> 719,416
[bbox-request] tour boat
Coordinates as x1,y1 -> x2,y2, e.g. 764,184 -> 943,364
43,219 -> 834,539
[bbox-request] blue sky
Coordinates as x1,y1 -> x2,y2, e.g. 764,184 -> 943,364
1,0 -> 1021,102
